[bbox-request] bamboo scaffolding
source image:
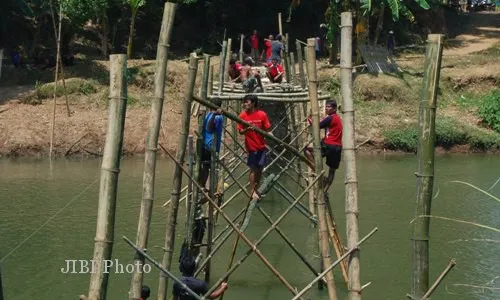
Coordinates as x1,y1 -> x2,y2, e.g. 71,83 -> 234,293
239,34 -> 244,62
186,136 -> 195,246
161,148 -> 306,300
157,53 -> 198,300
296,40 -> 306,89
208,95 -> 330,103
411,34 -> 444,299
129,3 -> 176,298
306,37 -> 338,300
290,228 -> 379,300
420,259 -> 456,300
87,54 -> 128,300
340,13 -> 362,300
218,41 -> 227,96
123,237 -> 205,300
224,38 -> 232,82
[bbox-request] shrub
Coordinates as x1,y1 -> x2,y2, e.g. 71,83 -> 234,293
467,129 -> 500,151
383,126 -> 418,152
477,89 -> 500,133
435,117 -> 468,149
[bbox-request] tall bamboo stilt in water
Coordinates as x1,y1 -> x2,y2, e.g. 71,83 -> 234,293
340,12 -> 362,300
0,266 -> 4,300
87,54 -> 128,300
157,53 -> 198,300
129,3 -> 176,299
411,34 -> 444,299
306,38 -> 338,300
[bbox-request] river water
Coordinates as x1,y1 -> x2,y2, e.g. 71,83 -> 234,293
0,154 -> 499,300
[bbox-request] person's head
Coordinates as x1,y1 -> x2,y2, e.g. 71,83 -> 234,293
229,58 -> 237,66
212,97 -> 223,111
243,56 -> 253,66
325,100 -> 337,115
243,94 -> 258,112
253,29 -> 257,35
276,34 -> 282,41
268,34 -> 274,40
179,256 -> 196,276
271,57 -> 278,65
141,285 -> 151,299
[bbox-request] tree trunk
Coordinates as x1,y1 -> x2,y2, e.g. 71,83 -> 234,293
411,34 -> 444,300
127,10 -> 137,59
100,15 -> 109,57
374,5 -> 385,45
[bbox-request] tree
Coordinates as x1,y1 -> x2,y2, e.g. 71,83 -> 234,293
126,0 -> 145,58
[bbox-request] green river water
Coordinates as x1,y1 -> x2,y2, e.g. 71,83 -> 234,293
0,154 -> 499,300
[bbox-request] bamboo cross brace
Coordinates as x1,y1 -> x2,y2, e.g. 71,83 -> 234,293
272,182 -> 317,224
420,259 -> 456,300
207,94 -> 330,103
123,236 -> 205,300
290,228 -> 379,300
160,147 -> 306,299
217,159 -> 326,284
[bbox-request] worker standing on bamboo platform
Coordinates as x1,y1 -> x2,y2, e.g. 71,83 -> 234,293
249,30 -> 260,62
228,58 -> 243,83
263,34 -> 273,63
271,34 -> 285,63
199,97 -> 224,189
266,57 -> 284,83
173,257 -> 228,300
304,100 -> 343,193
240,57 -> 259,93
237,95 -> 272,201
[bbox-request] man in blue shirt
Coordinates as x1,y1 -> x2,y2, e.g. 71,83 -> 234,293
173,256 -> 228,300
198,98 -> 224,188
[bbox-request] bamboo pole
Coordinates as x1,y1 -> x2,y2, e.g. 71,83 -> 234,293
290,53 -> 297,85
411,34 -> 444,299
340,12 -> 362,300
420,259 -> 456,300
205,125 -> 217,282
161,149 -> 306,300
157,53 -> 198,300
123,237 -> 205,300
278,13 -> 283,36
0,265 -> 3,300
306,37 -> 338,300
208,65 -> 214,96
284,34 -> 291,82
208,95 -> 330,102
290,228 -> 379,300
225,38 -> 232,82
239,34 -> 244,62
211,92 -> 312,98
129,3 -> 176,298
192,95 -> 314,169
218,41 -> 227,96
186,135 -> 195,245
296,40 -> 306,89
0,49 -> 3,79
87,54 -> 128,300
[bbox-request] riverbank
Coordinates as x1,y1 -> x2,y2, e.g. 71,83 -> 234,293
1,12 -> 499,158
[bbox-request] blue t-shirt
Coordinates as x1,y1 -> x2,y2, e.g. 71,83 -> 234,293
173,276 -> 208,300
203,111 -> 224,153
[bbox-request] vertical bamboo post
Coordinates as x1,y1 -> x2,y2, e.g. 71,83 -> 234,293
0,49 -> 3,79
129,3 -> 176,299
208,65 -> 214,96
306,38 -> 338,300
218,41 -> 227,96
157,53 -> 198,300
340,12 -> 362,300
87,54 -> 128,300
0,265 -> 4,300
284,34 -> 291,82
296,40 -> 306,89
290,53 -> 296,85
186,135 -> 195,242
239,34 -> 244,62
205,129 -> 218,283
411,34 -> 444,299
225,38 -> 232,82
278,13 -> 283,36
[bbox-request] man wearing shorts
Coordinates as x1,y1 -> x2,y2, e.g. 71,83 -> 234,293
305,100 -> 343,193
237,95 -> 272,201
199,98 -> 224,188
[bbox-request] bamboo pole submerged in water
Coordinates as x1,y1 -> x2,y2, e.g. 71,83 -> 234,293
87,54 -> 128,300
340,12 -> 362,300
306,37 -> 338,300
0,265 -> 4,300
129,3 -> 176,299
411,34 -> 444,300
157,53 -> 198,300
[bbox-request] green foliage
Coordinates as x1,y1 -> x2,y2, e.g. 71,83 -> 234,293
361,0 -> 430,21
478,89 -> 500,133
61,0 -> 108,24
435,117 -> 467,149
28,79 -> 99,102
383,126 -> 418,152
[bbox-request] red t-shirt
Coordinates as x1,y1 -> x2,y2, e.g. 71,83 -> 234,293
267,62 -> 284,77
238,110 -> 271,152
250,34 -> 259,49
264,40 -> 272,59
307,113 -> 343,146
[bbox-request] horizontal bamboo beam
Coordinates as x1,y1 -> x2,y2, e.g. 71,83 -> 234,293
290,228 -> 379,300
192,95 -> 314,169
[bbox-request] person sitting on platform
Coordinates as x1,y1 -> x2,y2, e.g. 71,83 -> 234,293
304,99 -> 343,194
266,57 -> 284,83
240,57 -> 260,93
228,58 -> 242,83
173,256 -> 228,300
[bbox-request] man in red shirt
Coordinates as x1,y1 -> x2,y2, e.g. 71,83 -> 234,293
266,57 -> 284,83
305,100 -> 343,193
263,34 -> 273,63
249,30 -> 259,62
237,95 -> 272,200
228,58 -> 243,83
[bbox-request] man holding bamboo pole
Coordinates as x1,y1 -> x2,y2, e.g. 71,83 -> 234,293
237,94 -> 272,201
304,99 -> 343,193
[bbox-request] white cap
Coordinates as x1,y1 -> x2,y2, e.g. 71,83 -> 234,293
389,30 -> 394,34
